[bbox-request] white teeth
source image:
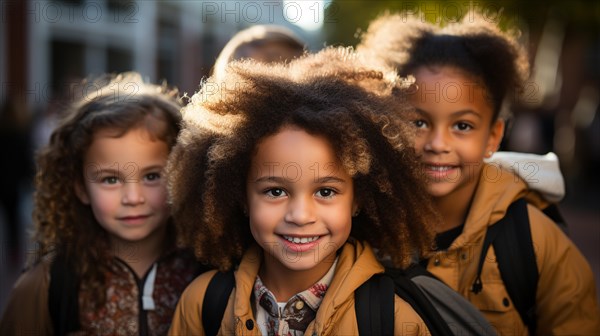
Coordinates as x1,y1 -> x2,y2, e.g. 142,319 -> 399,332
429,166 -> 454,171
283,235 -> 319,244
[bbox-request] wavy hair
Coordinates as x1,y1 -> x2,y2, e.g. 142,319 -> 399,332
168,47 -> 438,270
33,72 -> 182,307
358,11 -> 530,121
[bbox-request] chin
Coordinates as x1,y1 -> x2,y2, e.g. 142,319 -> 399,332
427,185 -> 454,199
281,262 -> 319,272
270,253 -> 323,271
117,231 -> 155,243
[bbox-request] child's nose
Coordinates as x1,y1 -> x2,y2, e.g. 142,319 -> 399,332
425,127 -> 451,153
121,182 -> 145,205
284,196 -> 317,226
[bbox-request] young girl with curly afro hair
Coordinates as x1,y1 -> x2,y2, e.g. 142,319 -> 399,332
167,47 -> 441,335
0,72 -> 206,335
359,11 -> 600,335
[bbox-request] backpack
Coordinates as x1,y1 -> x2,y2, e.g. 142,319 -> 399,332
48,255 -> 81,335
201,264 -> 496,336
470,198 -> 567,336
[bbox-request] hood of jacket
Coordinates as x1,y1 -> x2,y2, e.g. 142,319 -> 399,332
486,151 -> 564,202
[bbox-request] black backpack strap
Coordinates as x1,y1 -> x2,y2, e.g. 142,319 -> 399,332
360,265 -> 496,336
402,263 -> 440,279
471,198 -> 538,335
386,267 -> 455,336
471,221 -> 502,294
48,255 -> 80,335
202,270 -> 235,336
355,274 -> 395,336
492,198 -> 538,335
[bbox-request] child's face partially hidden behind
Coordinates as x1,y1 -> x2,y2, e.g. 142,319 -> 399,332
76,127 -> 171,246
246,127 -> 357,276
408,66 -> 504,203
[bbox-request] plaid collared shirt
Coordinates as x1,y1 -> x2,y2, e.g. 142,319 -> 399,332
253,258 -> 338,336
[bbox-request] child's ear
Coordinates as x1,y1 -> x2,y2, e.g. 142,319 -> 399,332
351,201 -> 360,217
74,182 -> 90,205
485,119 -> 505,157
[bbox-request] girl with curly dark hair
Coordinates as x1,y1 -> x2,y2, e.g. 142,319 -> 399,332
0,72 -> 205,336
359,12 -> 600,335
168,47 -> 439,335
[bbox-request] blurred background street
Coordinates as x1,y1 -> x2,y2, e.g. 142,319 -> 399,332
1,0 -> 599,313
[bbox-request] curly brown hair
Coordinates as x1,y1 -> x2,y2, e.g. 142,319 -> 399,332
33,72 -> 182,306
168,47 -> 438,271
358,11 -> 530,121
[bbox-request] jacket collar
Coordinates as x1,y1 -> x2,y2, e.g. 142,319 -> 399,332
311,239 -> 383,334
450,163 -> 529,250
231,240 -> 384,335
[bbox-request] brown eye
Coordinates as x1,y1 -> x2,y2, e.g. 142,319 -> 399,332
145,173 -> 161,181
316,188 -> 336,198
413,120 -> 427,128
454,122 -> 473,131
265,188 -> 286,198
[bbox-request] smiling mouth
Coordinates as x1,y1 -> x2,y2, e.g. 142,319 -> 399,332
119,215 -> 150,220
281,235 -> 320,244
426,165 -> 457,171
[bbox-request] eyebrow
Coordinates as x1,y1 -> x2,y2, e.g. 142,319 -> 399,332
314,176 -> 347,184
253,176 -> 348,184
415,108 -> 482,120
94,164 -> 164,176
96,168 -> 120,175
138,164 -> 165,173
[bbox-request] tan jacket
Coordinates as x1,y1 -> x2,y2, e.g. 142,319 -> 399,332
169,240 -> 430,335
427,164 -> 600,335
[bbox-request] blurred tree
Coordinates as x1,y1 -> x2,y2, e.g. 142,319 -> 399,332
323,0 -> 599,48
